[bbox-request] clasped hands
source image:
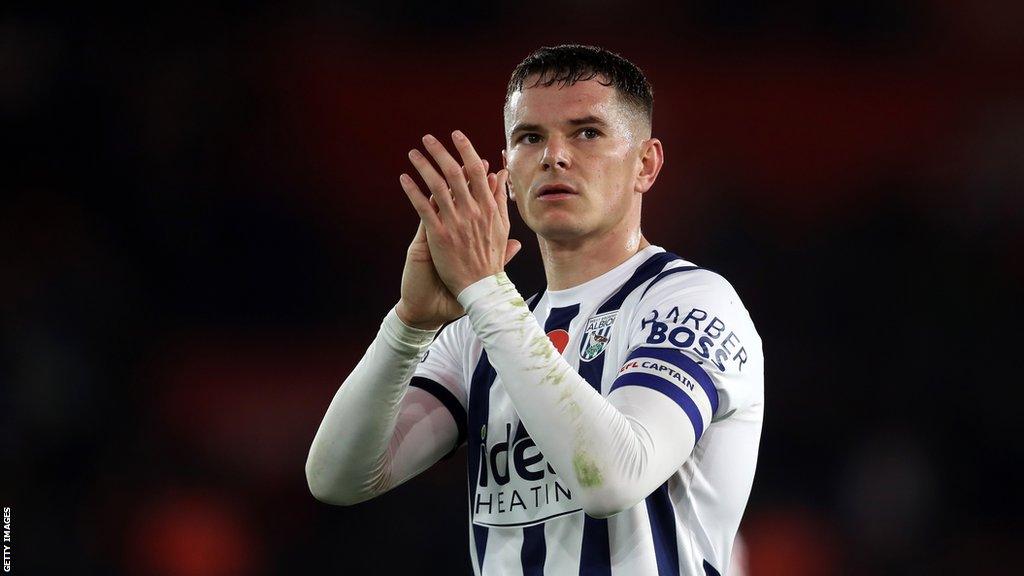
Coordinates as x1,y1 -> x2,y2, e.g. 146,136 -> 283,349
395,131 -> 521,330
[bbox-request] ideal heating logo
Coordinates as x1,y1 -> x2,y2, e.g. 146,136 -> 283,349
475,423 -> 574,518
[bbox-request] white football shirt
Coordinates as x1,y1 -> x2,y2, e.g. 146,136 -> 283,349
412,245 -> 764,576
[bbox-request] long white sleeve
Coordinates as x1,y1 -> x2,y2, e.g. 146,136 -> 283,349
457,273 -> 699,518
305,307 -> 460,505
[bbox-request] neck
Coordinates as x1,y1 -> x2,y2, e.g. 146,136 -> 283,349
539,228 -> 650,291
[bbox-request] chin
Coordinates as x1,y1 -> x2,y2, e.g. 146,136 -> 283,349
529,217 -> 590,242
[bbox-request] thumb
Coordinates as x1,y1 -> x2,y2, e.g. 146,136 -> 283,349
409,220 -> 435,254
503,238 -> 522,266
412,220 -> 428,243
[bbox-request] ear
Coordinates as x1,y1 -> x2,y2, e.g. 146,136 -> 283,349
502,149 -> 516,202
634,138 -> 664,194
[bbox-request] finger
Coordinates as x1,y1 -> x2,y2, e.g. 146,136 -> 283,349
408,148 -> 456,219
400,173 -> 443,230
503,238 -> 522,266
487,172 -> 497,196
463,159 -> 489,195
451,130 -> 493,208
422,134 -> 474,209
494,169 -> 510,222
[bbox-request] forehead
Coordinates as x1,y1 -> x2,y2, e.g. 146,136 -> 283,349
505,76 -> 624,127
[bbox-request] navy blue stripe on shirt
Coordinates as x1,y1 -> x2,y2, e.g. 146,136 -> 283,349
609,371 -> 706,440
640,265 -> 702,299
579,514 -> 612,576
703,559 -> 721,576
646,482 -> 680,576
521,524 -> 546,576
473,524 -> 489,572
597,252 -> 681,314
544,304 -> 580,332
527,292 -> 544,311
621,347 -> 720,416
468,351 -> 498,573
409,376 -> 466,459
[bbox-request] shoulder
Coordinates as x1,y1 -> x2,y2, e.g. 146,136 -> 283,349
637,262 -> 747,315
624,261 -> 762,375
622,260 -> 764,416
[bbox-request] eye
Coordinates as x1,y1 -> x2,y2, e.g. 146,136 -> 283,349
517,133 -> 542,144
579,127 -> 601,140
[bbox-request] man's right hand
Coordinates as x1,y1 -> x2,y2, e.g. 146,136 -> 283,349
396,163 -> 521,330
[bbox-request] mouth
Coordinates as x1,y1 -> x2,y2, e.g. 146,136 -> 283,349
535,183 -> 579,200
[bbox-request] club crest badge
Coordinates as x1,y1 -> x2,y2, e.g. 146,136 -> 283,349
579,311 -> 617,361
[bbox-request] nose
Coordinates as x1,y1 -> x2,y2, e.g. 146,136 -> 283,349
541,137 -> 570,171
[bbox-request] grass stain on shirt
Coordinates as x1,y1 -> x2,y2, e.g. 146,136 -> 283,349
573,452 -> 603,488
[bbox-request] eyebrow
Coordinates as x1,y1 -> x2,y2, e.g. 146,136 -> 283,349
510,115 -> 610,136
567,115 -> 608,127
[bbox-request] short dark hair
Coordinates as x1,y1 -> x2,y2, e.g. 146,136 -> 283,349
504,44 -> 654,126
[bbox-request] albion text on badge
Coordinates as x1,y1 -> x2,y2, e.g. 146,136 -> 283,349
579,311 -> 617,361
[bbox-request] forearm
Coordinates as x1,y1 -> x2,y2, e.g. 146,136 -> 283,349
458,274 -> 692,517
305,307 -> 437,505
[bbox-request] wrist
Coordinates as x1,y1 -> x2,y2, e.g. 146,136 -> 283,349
448,266 -> 506,302
456,272 -> 515,310
382,306 -> 438,356
394,300 -> 444,331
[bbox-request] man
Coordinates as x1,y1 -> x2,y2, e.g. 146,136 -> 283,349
305,45 -> 763,575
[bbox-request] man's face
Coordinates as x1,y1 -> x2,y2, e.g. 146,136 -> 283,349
503,76 -> 650,243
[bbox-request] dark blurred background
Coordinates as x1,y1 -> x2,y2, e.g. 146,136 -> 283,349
2,2 -> 1022,574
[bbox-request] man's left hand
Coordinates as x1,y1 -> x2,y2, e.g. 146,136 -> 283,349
399,130 -> 518,296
